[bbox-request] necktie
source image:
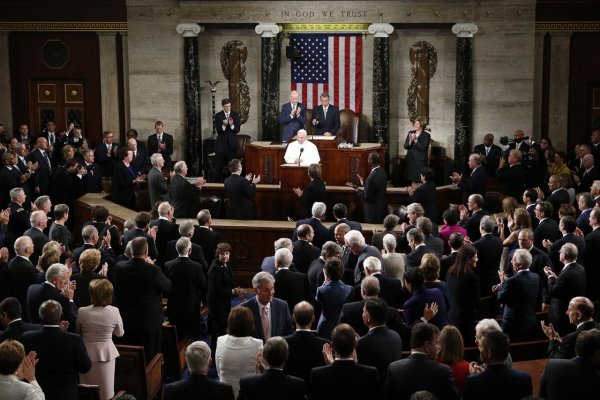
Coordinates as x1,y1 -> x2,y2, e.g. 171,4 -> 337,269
485,147 -> 490,157
107,144 -> 111,154
43,151 -> 51,168
323,107 -> 327,119
225,113 -> 229,119
48,132 -> 54,145
158,135 -> 162,143
261,305 -> 270,341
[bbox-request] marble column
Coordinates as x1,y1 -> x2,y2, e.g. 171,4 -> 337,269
255,23 -> 281,142
177,23 -> 204,176
0,32 -> 13,129
97,32 -> 120,133
452,23 -> 478,172
369,23 -> 394,146
547,32 -> 571,152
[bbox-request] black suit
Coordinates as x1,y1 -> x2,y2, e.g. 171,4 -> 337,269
411,180 -> 438,221
112,162 -> 137,209
292,217 -> 329,249
224,173 -> 256,220
406,244 -> 436,270
284,330 -> 329,382
51,166 -> 84,209
372,273 -> 404,309
26,282 -> 77,331
473,143 -> 502,177
29,148 -> 52,196
576,166 -> 600,193
0,166 -> 26,208
192,226 -> 224,266
81,161 -> 103,193
123,228 -> 158,261
548,320 -> 600,359
166,240 -> 208,272
386,353 -> 459,400
239,369 -> 305,400
338,299 -> 408,340
539,356 -> 600,400
71,271 -> 105,308
274,268 -> 309,314
463,364 -> 532,400
548,262 -> 586,335
8,256 -> 43,319
71,243 -> 115,276
356,326 -> 403,384
21,327 -> 91,400
164,373 -> 234,400
328,218 -> 363,241
147,132 -> 174,166
0,319 -> 41,342
473,233 -> 503,295
497,270 -> 540,341
298,178 -> 327,218
292,240 -> 321,274
165,256 -> 207,339
94,141 -> 119,177
207,259 -> 235,340
240,297 -> 294,341
496,163 -> 527,200
170,174 -> 203,218
149,218 -> 180,267
546,188 -> 571,219
548,233 -> 585,272
358,166 -> 387,224
584,227 -> 600,300
534,218 -> 562,251
130,145 -> 151,175
309,360 -> 380,400
213,110 -> 241,181
311,104 -> 340,136
113,257 -> 171,359
447,271 -> 481,344
23,227 -> 49,266
457,166 -> 488,200
458,209 -> 489,242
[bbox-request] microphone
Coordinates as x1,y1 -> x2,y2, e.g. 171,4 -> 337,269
298,147 -> 304,166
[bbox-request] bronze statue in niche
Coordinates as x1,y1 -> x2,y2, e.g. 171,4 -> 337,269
220,41 -> 250,124
407,41 -> 437,125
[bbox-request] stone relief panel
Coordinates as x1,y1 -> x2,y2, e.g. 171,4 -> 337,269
220,40 -> 251,125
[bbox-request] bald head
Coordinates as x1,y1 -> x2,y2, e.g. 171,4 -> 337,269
292,301 -> 315,328
14,236 -> 33,256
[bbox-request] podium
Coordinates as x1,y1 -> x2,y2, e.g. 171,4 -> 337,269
280,164 -> 310,189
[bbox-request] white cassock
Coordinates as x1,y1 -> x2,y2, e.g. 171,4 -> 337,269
283,140 -> 320,165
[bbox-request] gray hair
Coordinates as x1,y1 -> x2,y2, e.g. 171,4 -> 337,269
185,341 -> 212,373
361,276 -> 380,297
124,218 -> 136,230
363,256 -> 382,273
475,318 -> 502,334
406,202 -> 424,216
312,202 -> 326,218
321,241 -> 342,257
415,217 -> 432,236
345,230 -> 365,246
592,180 -> 600,191
173,161 -> 186,174
46,263 -> 68,281
512,248 -> 532,269
274,238 -> 293,251
34,195 -> 51,210
157,202 -> 172,217
81,225 -> 98,241
176,237 -> 192,256
480,215 -> 495,233
197,209 -> 211,225
14,236 -> 32,256
150,153 -> 164,166
383,234 -> 397,252
560,243 -> 578,262
274,248 -> 293,269
30,210 -> 46,226
252,271 -> 275,289
9,187 -> 24,202
178,220 -> 195,237
407,228 -> 425,244
262,336 -> 289,368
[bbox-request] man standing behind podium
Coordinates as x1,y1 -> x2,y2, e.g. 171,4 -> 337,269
280,90 -> 306,142
311,92 -> 340,136
214,98 -> 240,182
284,130 -> 320,165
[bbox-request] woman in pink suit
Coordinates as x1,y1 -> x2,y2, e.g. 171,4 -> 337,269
77,278 -> 124,400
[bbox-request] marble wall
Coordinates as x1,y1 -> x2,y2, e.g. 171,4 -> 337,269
0,33 -> 13,131
126,0 -> 537,163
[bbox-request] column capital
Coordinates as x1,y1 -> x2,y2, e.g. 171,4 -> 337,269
368,23 -> 394,38
452,23 -> 478,38
255,23 -> 281,38
176,23 -> 203,37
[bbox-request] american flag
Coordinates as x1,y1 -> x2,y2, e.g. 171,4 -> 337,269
290,34 -> 362,113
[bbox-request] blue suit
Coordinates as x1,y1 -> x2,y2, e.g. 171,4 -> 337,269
316,279 -> 353,339
497,270 -> 540,341
240,297 -> 294,342
463,364 -> 532,400
279,102 -> 307,142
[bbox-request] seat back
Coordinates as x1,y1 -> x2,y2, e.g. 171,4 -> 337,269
338,109 -> 359,143
135,188 -> 151,211
78,384 -> 101,400
161,323 -> 190,380
115,345 -> 163,400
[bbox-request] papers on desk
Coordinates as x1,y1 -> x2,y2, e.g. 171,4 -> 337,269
310,135 -> 336,141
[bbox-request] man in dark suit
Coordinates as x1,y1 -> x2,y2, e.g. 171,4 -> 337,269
170,160 -> 206,218
523,188 -> 540,229
164,340 -> 234,400
149,202 -> 180,267
345,230 -> 384,284
94,130 -> 119,178
112,237 -> 172,360
147,120 -> 174,167
309,323 -> 380,400
545,243 -> 587,336
274,248 -> 309,314
26,263 -> 77,331
292,225 -> 321,274
573,153 -> 600,193
541,296 -> 600,359
507,129 -> 531,154
576,192 -> 593,235
515,229 -> 552,309
542,175 -> 571,220
496,249 -> 540,341
0,297 -> 41,342
28,137 -> 52,196
123,211 -> 159,261
238,337 -> 305,400
355,151 -> 387,224
403,268 -> 448,330
386,322 -> 459,400
584,208 -> 600,300
463,330 -> 532,400
359,256 -> 403,308
539,329 -> 600,400
545,216 -> 585,272
7,188 -> 31,245
23,210 -> 49,266
147,153 -> 169,207
533,200 -> 562,251
292,201 -> 329,249
473,216 -> 503,295
127,137 -> 151,175
307,241 -> 342,297
81,149 -> 103,193
473,133 -> 502,177
284,301 -> 329,382
405,228 -> 435,270
213,98 -> 241,182
310,93 -> 340,136
240,272 -> 294,342
327,203 -> 363,241
15,123 -> 32,144
165,221 -> 208,271
496,149 -> 527,200
224,158 -> 260,220
21,300 -> 91,400
450,153 -> 488,200
71,225 -> 115,275
164,237 -> 207,340
192,209 -> 224,266
279,90 -> 306,142
8,236 -> 43,317
0,153 -> 32,209
458,194 -> 489,242
356,298 -> 403,384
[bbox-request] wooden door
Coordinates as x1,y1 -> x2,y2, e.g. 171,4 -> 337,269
30,79 -> 85,135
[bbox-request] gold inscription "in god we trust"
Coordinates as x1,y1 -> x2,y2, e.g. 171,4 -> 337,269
281,10 -> 367,18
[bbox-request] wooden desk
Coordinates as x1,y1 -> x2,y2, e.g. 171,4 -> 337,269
245,141 -> 385,186
280,164 -> 310,189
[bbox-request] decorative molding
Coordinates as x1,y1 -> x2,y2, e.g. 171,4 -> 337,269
255,23 -> 281,37
368,23 -> 394,38
281,23 -> 369,33
0,22 -> 127,32
452,23 -> 478,38
176,23 -> 203,37
536,22 -> 600,32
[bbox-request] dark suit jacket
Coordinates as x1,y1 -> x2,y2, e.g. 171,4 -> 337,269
292,240 -> 321,274
359,166 -> 387,224
81,161 -> 103,193
497,270 -> 540,341
224,174 -> 257,220
94,141 -> 119,177
111,161 -> 137,208
284,330 -> 329,382
534,218 -> 562,251
0,166 -> 24,208
338,299 -> 408,340
576,208 -> 592,236
51,166 -> 84,209
386,353 -> 459,400
403,287 -> 448,330
166,240 -> 208,271
584,227 -> 600,300
298,178 -> 327,218
240,297 -> 294,341
147,166 -> 169,206
548,233 -> 585,272
164,373 -> 234,400
0,319 -> 41,342
411,180 -> 438,221
71,271 -> 105,308
463,364 -> 531,400
311,104 -> 340,136
328,218 -> 363,241
356,326 -> 403,383
546,188 -> 571,219
548,320 -> 600,359
473,233 -> 503,295
372,273 -> 404,309
458,209 -> 489,242
164,256 -> 207,326
23,227 -> 49,266
447,271 -> 481,338
147,132 -> 174,165
123,227 -> 158,261
192,226 -> 224,266
496,163 -> 527,200
279,102 -> 307,142
131,145 -> 151,174
28,148 -> 52,195
214,110 -> 240,154
71,243 -> 115,276
239,369 -> 305,400
112,258 -> 171,334
539,356 -> 600,400
293,217 -> 329,249
403,130 -> 431,183
309,360 -> 380,400
26,282 -> 77,331
405,244 -> 436,270
149,218 -> 180,266
457,166 -> 488,199
526,203 -> 540,229
548,262 -> 586,334
170,174 -> 202,218
21,327 -> 91,400
576,165 -> 600,193
473,143 -> 502,177
8,256 -> 43,317
275,268 -> 309,313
